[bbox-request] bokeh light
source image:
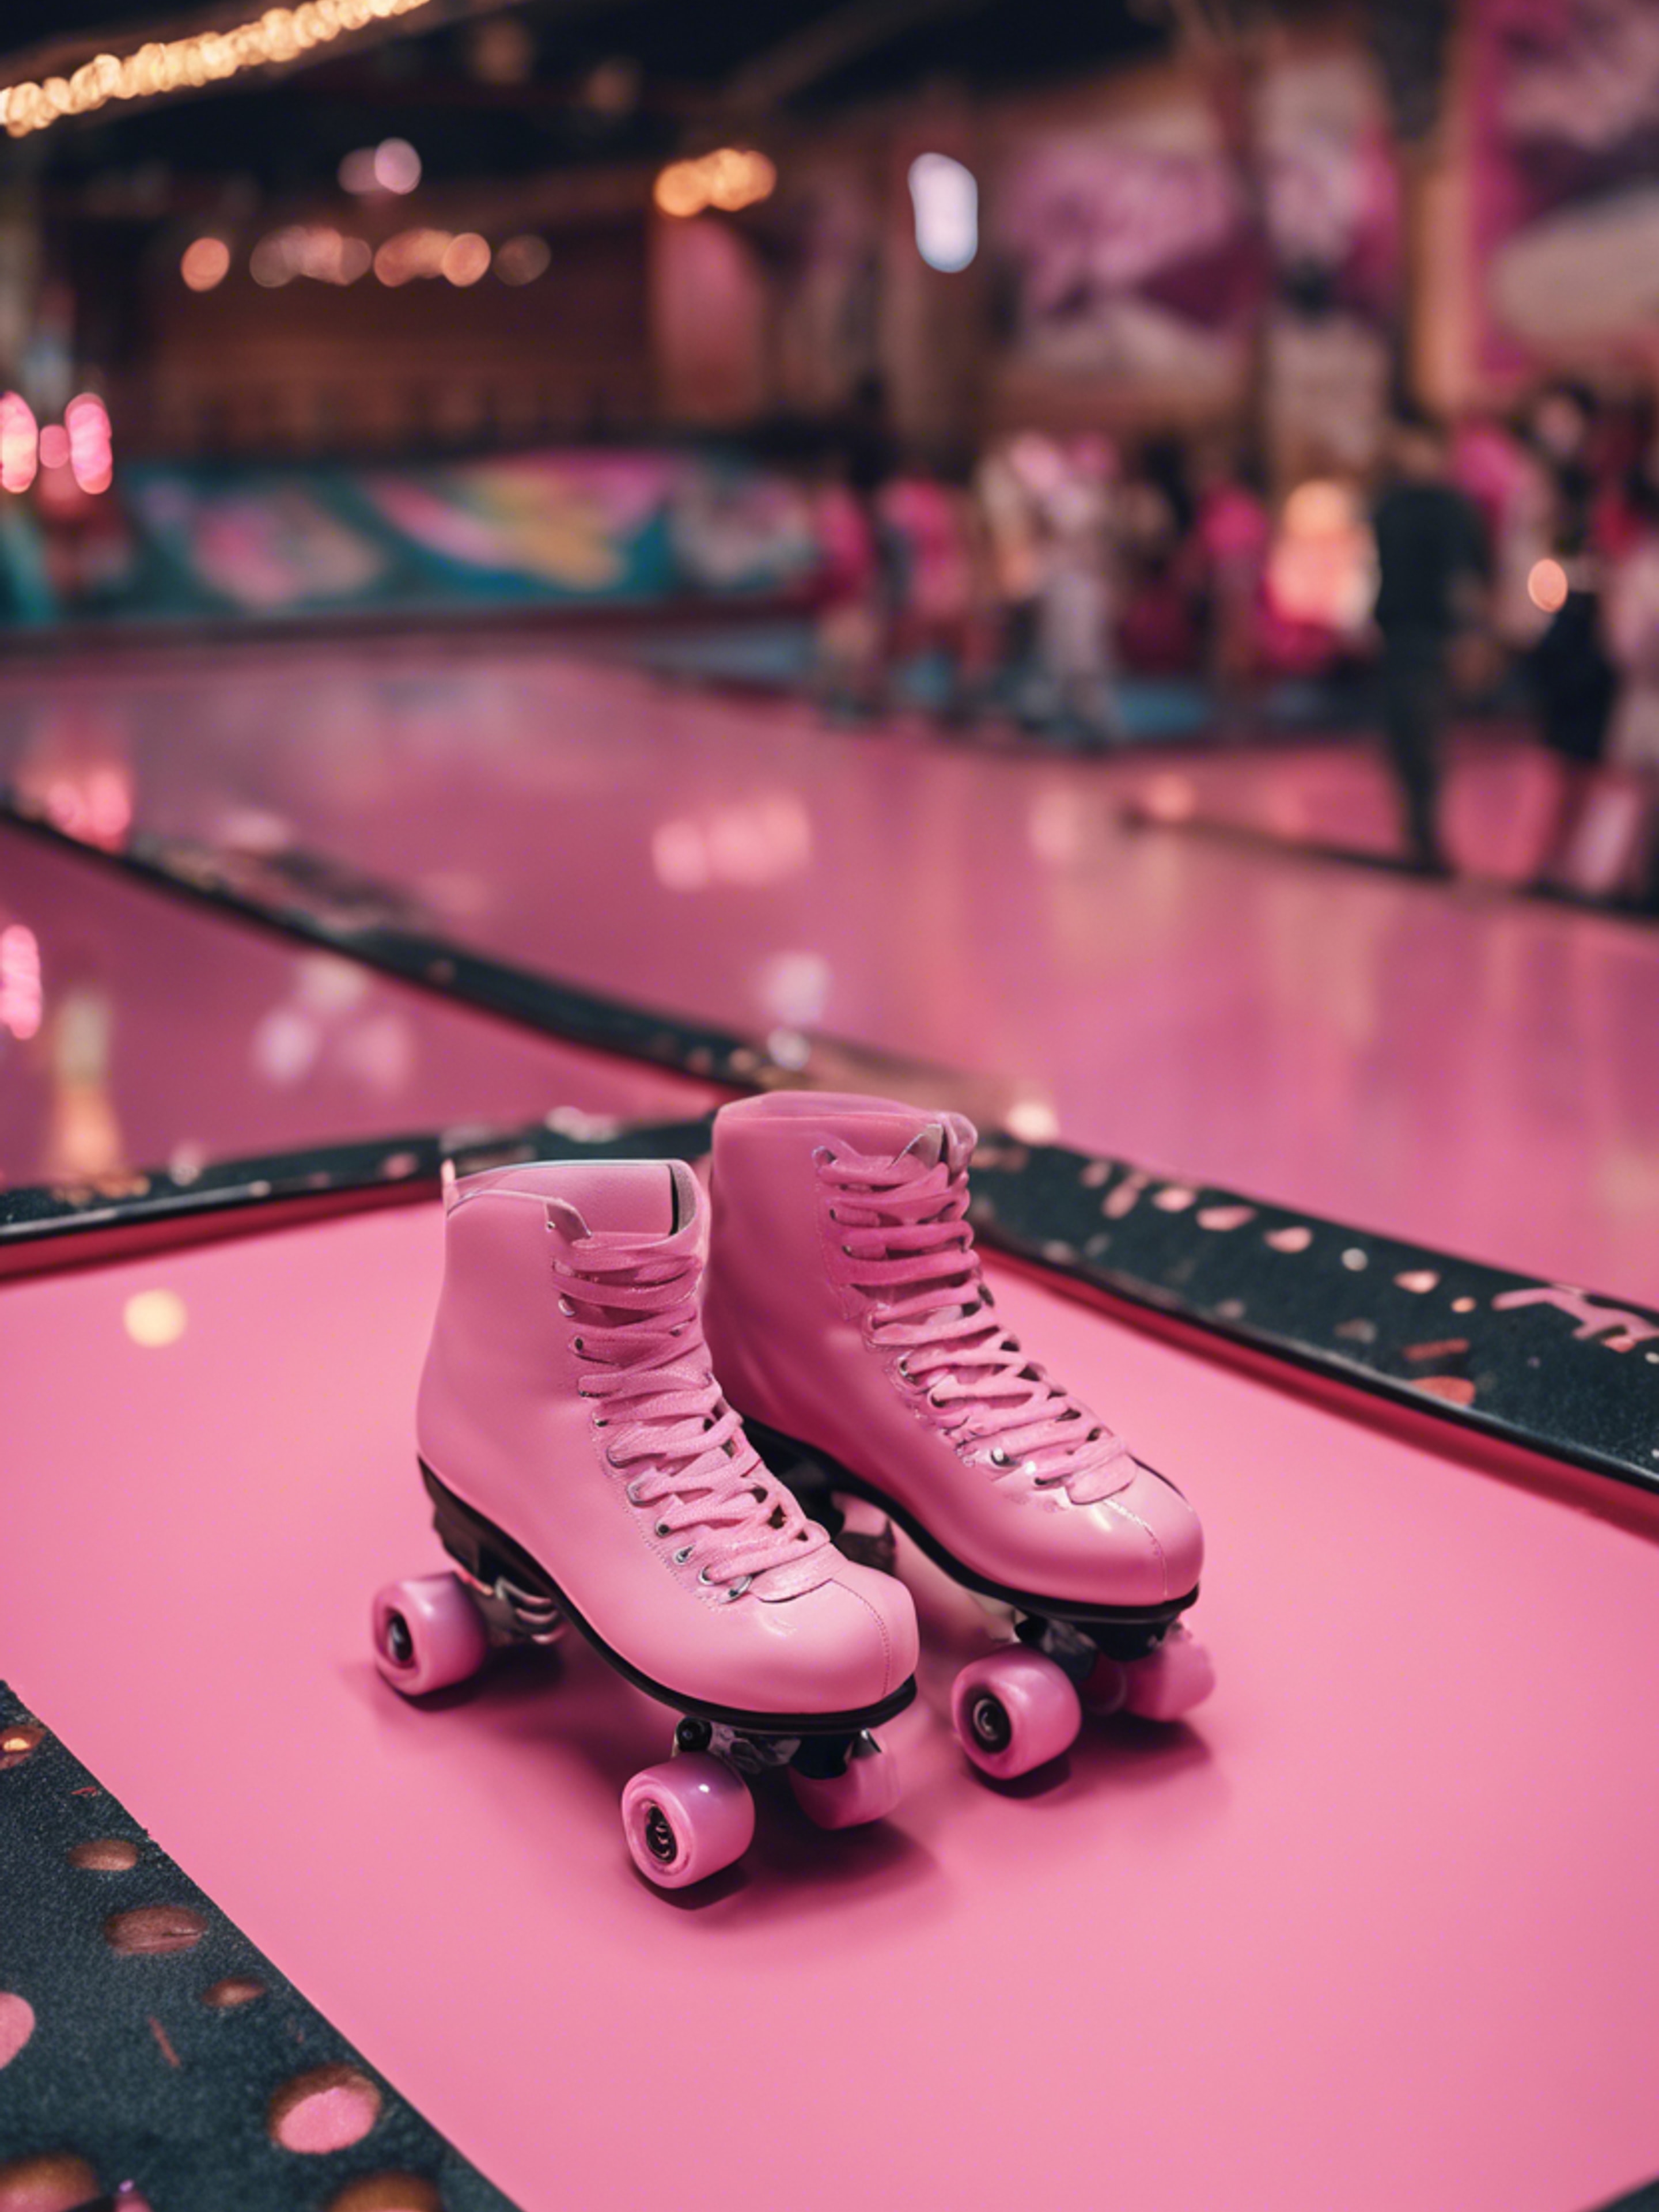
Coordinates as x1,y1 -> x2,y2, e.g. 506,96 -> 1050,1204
494,234 -> 550,286
123,1289 -> 188,1348
653,149 -> 776,219
441,233 -> 491,287
180,236 -> 231,291
1528,557 -> 1570,614
373,138 -> 421,194
0,925 -> 42,1042
66,395 -> 113,493
0,392 -> 38,493
908,153 -> 978,272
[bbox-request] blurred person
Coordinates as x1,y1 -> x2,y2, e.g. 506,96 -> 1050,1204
1370,412 -> 1490,875
1115,454 -> 1198,676
1188,442 -> 1270,730
847,375 -> 907,718
810,448 -> 885,720
882,454 -> 994,726
975,435 -> 1047,703
1522,387 -> 1619,891
1021,437 -> 1126,749
1597,461 -> 1659,908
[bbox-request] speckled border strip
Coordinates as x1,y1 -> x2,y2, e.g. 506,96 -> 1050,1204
0,1683 -> 520,2212
3,1113 -> 1656,1500
962,1135 -> 1659,1498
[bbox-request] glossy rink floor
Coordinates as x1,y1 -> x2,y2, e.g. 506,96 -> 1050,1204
0,823 -> 713,1190
3,644 -> 1658,1296
3,638 -> 1658,2211
5,1199 -> 1659,2212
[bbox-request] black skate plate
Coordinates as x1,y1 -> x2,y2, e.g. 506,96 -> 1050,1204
419,1461 -> 917,1738
743,1416 -> 1199,1643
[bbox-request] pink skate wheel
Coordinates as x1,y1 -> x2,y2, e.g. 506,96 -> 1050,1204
787,1738 -> 902,1830
952,1649 -> 1081,1781
622,1753 -> 755,1889
1120,1625 -> 1215,1720
371,1574 -> 489,1697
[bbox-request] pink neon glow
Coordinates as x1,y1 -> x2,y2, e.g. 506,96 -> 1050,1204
0,1993 -> 35,2069
0,924 -> 42,1041
0,391 -> 38,493
66,394 -> 113,494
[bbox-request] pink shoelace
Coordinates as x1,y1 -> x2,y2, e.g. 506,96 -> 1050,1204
553,1226 -> 835,1597
820,1126 -> 1136,1506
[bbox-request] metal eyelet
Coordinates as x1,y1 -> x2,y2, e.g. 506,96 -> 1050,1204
726,1577 -> 752,1601
673,1546 -> 693,1565
896,1356 -> 911,1379
812,1145 -> 836,1168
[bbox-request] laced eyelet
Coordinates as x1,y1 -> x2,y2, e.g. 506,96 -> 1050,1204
606,1444 -> 625,1468
624,1476 -> 646,1502
655,1521 -> 673,1539
558,1295 -> 576,1317
928,1386 -> 950,1408
727,1577 -> 752,1601
812,1145 -> 836,1168
697,1566 -> 714,1586
896,1356 -> 911,1379
990,1447 -> 1010,1467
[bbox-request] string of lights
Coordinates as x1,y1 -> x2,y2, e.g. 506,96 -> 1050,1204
0,0 -> 433,141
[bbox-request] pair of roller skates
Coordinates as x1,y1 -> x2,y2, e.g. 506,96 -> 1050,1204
373,1093 -> 1213,1889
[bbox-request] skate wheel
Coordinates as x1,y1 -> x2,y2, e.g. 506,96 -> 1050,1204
622,1754 -> 754,1889
952,1649 -> 1081,1781
372,1574 -> 489,1698
1120,1625 -> 1215,1721
787,1737 -> 902,1830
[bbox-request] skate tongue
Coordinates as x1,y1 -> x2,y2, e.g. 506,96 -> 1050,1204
544,1160 -> 685,1243
896,1113 -> 976,1175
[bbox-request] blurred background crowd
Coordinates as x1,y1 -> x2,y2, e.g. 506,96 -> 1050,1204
3,0 -> 1659,908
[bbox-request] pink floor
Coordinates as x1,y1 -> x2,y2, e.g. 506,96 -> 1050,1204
0,823 -> 710,1190
2,646 -> 1655,1299
3,1199 -> 1656,2211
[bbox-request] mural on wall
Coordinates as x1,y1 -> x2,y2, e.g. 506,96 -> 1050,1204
1257,46 -> 1402,476
22,450 -> 821,626
988,89 -> 1258,408
1471,0 -> 1659,373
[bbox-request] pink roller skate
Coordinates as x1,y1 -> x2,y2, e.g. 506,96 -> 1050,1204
372,1156 -> 917,1888
703,1095 -> 1213,1783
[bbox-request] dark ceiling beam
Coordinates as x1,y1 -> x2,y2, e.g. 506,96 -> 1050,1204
720,0 -> 1002,115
